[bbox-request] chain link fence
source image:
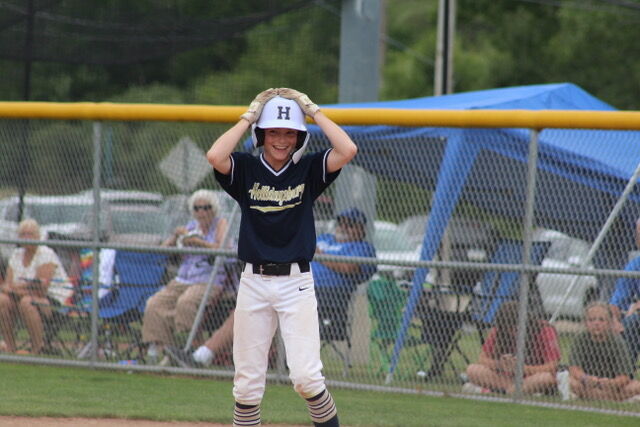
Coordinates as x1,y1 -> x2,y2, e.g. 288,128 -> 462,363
1,105 -> 640,416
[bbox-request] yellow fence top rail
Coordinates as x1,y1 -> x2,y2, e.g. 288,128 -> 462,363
0,101 -> 639,130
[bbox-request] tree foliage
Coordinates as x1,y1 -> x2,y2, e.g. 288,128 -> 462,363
1,0 -> 640,194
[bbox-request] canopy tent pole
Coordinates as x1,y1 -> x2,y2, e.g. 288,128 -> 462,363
549,160 -> 640,323
386,130 -> 479,383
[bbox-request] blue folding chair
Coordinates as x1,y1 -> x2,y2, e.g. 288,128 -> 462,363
100,251 -> 167,319
93,251 -> 168,360
468,239 -> 551,334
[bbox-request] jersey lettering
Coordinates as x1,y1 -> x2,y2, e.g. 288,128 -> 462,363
248,182 -> 305,211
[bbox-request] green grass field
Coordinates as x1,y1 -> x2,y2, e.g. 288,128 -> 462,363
1,362 -> 639,426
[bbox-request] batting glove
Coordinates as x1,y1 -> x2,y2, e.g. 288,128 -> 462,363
240,88 -> 278,124
277,88 -> 320,118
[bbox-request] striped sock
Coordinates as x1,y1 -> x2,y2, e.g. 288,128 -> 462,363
233,402 -> 261,426
306,389 -> 339,426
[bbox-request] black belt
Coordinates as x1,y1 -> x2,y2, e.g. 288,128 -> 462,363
251,261 -> 310,276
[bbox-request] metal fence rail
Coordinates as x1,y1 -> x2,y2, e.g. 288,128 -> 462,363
1,103 -> 640,416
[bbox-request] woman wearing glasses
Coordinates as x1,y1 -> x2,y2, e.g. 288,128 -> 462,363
142,189 -> 228,363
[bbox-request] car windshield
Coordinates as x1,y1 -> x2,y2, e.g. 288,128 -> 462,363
398,217 -> 425,248
7,203 -> 91,225
110,209 -> 167,235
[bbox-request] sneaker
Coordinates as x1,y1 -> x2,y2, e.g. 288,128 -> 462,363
165,345 -> 199,368
158,355 -> 172,367
556,370 -> 571,401
623,394 -> 640,403
459,372 -> 469,384
462,382 -> 490,394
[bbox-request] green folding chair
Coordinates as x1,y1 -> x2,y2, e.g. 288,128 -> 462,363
367,276 -> 426,377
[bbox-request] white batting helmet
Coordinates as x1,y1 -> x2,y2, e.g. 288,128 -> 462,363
251,96 -> 310,164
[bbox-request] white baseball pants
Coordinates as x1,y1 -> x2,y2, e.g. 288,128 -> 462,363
232,263 -> 326,405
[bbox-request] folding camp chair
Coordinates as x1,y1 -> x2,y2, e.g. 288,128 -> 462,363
77,250 -> 168,361
22,242 -> 93,357
25,278 -> 90,357
317,285 -> 358,377
367,276 -> 427,377
415,287 -> 471,380
467,239 -> 551,343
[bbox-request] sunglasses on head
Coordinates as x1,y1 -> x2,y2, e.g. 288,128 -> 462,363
193,204 -> 213,212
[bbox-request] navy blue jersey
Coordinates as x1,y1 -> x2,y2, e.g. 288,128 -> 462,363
214,150 -> 340,264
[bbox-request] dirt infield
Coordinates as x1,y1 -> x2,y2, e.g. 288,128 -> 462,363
0,417 -> 304,426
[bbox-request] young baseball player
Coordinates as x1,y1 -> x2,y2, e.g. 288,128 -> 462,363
207,88 -> 357,427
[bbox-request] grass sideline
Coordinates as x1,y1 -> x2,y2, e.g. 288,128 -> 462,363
1,362 -> 639,426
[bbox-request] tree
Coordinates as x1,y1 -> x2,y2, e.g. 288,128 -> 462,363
546,6 -> 640,110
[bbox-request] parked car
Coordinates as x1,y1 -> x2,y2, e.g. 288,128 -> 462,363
373,220 -> 420,278
106,204 -> 168,246
80,188 -> 168,246
533,228 -> 598,319
70,188 -> 167,246
0,194 -> 98,261
373,216 -> 598,319
77,188 -> 164,207
397,215 -> 498,289
0,189 -> 170,259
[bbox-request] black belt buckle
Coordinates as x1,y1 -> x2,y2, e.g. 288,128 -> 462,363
253,263 -> 290,276
252,262 -> 310,276
259,263 -> 290,276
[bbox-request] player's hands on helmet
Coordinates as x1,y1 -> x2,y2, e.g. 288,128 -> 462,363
277,88 -> 320,117
240,88 -> 278,124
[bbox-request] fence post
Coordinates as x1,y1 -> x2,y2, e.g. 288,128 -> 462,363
89,121 -> 102,365
513,129 -> 540,399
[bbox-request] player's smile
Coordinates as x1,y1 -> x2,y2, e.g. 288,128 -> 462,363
263,127 -> 298,168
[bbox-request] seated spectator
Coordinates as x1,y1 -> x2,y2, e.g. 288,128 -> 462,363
142,189 -> 228,363
609,216 -> 640,368
567,302 -> 640,402
464,301 -> 560,395
165,259 -> 241,368
166,308 -> 235,368
165,209 -> 377,367
0,219 -> 73,354
313,208 -> 377,341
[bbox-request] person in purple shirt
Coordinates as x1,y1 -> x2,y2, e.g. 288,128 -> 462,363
142,189 -> 228,363
609,217 -> 640,370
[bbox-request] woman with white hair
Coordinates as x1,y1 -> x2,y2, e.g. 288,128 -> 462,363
0,219 -> 72,354
142,189 -> 228,362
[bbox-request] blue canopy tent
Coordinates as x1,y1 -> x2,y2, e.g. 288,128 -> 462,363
325,83 -> 639,233
329,83 -> 640,377
246,83 -> 640,378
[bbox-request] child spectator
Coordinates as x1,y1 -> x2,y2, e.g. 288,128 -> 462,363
568,302 -> 640,402
464,301 -> 560,395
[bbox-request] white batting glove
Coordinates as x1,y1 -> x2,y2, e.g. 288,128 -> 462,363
277,88 -> 320,118
240,88 -> 278,124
